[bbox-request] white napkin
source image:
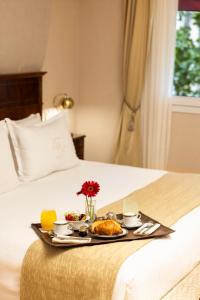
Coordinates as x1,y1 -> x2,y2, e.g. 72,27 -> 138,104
52,237 -> 91,244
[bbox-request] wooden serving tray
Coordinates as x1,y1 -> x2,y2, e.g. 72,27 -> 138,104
31,212 -> 174,248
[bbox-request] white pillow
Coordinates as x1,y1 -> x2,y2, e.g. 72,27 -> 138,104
6,113 -> 42,170
14,113 -> 41,125
6,111 -> 79,181
0,121 -> 19,194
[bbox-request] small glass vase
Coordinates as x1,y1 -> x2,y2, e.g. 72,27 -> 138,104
85,197 -> 96,222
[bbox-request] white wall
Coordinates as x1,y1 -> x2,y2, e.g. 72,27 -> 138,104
76,0 -> 124,162
0,0 -> 51,73
43,0 -> 80,130
168,111 -> 200,173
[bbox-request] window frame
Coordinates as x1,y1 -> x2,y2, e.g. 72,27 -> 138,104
172,96 -> 200,114
172,1 -> 200,108
178,0 -> 200,12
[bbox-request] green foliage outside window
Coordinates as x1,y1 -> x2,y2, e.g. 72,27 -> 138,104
173,12 -> 200,97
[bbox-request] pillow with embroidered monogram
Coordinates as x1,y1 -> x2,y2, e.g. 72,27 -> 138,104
6,111 -> 79,181
0,121 -> 19,193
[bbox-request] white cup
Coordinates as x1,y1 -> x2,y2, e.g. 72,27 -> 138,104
123,212 -> 141,227
53,221 -> 72,235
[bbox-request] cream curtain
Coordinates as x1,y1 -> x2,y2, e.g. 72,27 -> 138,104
141,0 -> 178,169
115,0 -> 150,167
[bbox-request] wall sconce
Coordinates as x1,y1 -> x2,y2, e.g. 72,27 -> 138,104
53,93 -> 75,109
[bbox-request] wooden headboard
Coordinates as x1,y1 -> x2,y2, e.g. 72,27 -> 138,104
0,72 -> 46,120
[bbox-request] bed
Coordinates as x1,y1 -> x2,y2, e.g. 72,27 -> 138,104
0,73 -> 200,300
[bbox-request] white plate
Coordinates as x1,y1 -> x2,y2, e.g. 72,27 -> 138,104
90,228 -> 128,239
122,220 -> 142,229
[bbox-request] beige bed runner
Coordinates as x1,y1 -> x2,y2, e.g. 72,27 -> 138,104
20,173 -> 200,300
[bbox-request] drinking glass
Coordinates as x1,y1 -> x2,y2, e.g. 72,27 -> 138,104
40,210 -> 57,231
123,198 -> 139,215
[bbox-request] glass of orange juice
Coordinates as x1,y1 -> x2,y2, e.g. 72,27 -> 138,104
40,210 -> 57,231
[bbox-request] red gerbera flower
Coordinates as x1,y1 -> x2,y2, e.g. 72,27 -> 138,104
77,181 -> 100,197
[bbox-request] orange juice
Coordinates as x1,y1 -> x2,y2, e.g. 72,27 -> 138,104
40,210 -> 57,231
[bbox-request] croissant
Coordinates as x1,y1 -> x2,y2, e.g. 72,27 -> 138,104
91,220 -> 122,235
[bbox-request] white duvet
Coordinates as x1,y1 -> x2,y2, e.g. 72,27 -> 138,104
0,160 -> 200,300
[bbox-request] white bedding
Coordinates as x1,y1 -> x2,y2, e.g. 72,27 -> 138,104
0,160 -> 200,300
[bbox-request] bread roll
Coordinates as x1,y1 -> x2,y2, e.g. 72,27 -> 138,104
91,220 -> 122,235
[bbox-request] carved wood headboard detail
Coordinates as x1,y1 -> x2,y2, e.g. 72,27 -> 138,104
0,72 -> 46,120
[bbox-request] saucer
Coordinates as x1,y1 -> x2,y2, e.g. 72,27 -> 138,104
53,229 -> 74,237
122,220 -> 142,229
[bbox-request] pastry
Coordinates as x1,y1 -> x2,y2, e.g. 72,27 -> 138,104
90,219 -> 122,235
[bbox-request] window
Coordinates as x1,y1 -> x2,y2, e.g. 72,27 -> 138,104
173,0 -> 200,97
